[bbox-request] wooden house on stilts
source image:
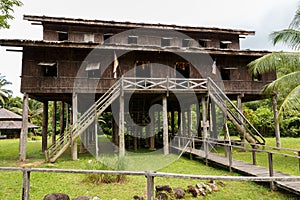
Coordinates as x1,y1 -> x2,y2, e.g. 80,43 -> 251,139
0,15 -> 275,162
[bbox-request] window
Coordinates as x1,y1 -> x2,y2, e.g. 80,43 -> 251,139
86,62 -> 101,78
103,33 -> 113,43
175,62 -> 190,78
58,32 -> 68,41
84,33 -> 95,42
135,61 -> 151,77
128,36 -> 138,44
198,40 -> 207,47
220,41 -> 232,49
221,68 -> 230,80
161,37 -> 171,47
38,62 -> 58,77
182,39 -> 191,47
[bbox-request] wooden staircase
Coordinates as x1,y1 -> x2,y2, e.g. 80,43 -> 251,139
207,77 -> 265,147
45,80 -> 121,162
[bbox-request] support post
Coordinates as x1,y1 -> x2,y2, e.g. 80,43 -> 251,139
146,173 -> 154,200
22,169 -> 30,200
237,94 -> 245,149
252,148 -> 257,165
119,95 -> 125,157
228,145 -> 233,173
42,101 -> 48,154
52,101 -> 57,145
202,97 -> 209,165
59,101 -> 65,136
272,93 -> 281,148
163,95 -> 169,155
298,151 -> 300,172
268,152 -> 275,190
188,105 -> 192,138
20,93 -> 29,161
95,117 -> 99,161
71,92 -> 78,160
149,110 -> 155,150
211,101 -> 217,139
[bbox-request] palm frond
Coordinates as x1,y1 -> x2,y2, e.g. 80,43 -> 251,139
278,84 -> 300,116
263,71 -> 300,95
248,52 -> 300,76
270,29 -> 300,50
289,5 -> 300,29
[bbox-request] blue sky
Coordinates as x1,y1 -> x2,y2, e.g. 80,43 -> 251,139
0,0 -> 299,96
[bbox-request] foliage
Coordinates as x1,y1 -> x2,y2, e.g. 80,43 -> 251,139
248,5 -> 300,117
0,73 -> 12,107
0,0 -> 22,29
241,100 -> 300,137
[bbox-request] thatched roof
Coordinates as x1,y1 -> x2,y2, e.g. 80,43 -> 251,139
0,108 -> 38,129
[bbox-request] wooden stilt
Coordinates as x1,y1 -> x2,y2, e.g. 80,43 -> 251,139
211,101 -> 217,139
149,110 -> 155,150
163,95 -> 169,155
52,101 -> 57,146
19,93 -> 29,161
188,105 -> 192,137
237,94 -> 245,149
119,95 -> 125,156
71,92 -> 78,160
41,100 -> 48,154
59,101 -> 64,136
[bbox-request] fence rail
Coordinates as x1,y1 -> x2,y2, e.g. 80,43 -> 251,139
1,167 -> 300,200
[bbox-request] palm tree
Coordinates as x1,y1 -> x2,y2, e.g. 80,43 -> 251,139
0,74 -> 12,107
248,5 -> 300,147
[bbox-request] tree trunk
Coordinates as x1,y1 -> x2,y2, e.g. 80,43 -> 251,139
272,93 -> 281,148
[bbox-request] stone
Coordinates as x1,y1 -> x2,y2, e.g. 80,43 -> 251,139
173,188 -> 185,199
43,193 -> 70,200
155,185 -> 172,193
133,195 -> 144,200
187,185 -> 198,197
156,192 -> 168,200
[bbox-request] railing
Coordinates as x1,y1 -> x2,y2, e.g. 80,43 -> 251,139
1,167 -> 300,200
122,77 -> 208,92
45,79 -> 121,162
207,77 -> 265,146
173,136 -> 300,175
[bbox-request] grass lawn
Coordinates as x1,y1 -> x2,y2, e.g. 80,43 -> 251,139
0,138 -> 299,200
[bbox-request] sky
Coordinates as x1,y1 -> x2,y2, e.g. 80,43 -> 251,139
0,0 -> 299,97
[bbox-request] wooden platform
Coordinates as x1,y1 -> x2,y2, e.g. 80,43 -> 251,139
172,145 -> 300,196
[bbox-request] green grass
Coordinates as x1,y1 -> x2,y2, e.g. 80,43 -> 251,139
0,138 -> 298,199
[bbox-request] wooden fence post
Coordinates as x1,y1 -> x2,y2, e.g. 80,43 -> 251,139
268,152 -> 275,191
252,148 -> 257,165
22,169 -> 30,200
228,145 -> 233,173
146,173 -> 154,200
298,151 -> 300,172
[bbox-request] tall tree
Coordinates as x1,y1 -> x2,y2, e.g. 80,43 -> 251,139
0,0 -> 23,29
0,73 -> 12,107
248,5 -> 300,147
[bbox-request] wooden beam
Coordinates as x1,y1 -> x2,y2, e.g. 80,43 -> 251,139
237,95 -> 245,149
59,101 -> 64,136
42,101 -> 48,154
52,101 -> 56,145
71,92 -> 78,160
19,93 -> 29,161
163,96 -> 169,155
119,95 -> 125,156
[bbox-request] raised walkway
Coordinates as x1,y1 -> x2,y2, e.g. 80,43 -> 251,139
172,144 -> 300,196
